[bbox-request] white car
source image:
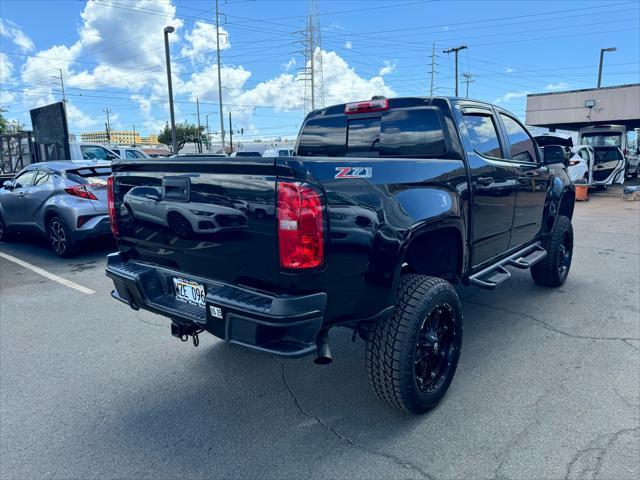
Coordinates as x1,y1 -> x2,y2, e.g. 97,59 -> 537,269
123,187 -> 248,238
579,124 -> 637,179
68,142 -> 119,160
263,148 -> 294,157
567,145 -> 592,184
108,146 -> 150,159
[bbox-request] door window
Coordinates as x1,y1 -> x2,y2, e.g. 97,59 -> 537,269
463,113 -> 503,158
33,170 -> 53,186
500,114 -> 538,163
577,149 -> 591,161
81,145 -> 114,160
13,170 -> 36,188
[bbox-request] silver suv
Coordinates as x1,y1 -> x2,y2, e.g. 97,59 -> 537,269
0,161 -> 112,256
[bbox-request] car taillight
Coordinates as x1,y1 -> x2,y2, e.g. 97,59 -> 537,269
345,98 -> 389,114
65,184 -> 98,200
569,160 -> 580,166
277,181 -> 324,269
107,176 -> 119,237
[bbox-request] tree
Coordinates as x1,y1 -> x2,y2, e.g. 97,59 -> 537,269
158,121 -> 204,153
0,108 -> 9,134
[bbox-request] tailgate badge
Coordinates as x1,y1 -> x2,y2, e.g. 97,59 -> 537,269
335,167 -> 372,179
209,306 -> 223,319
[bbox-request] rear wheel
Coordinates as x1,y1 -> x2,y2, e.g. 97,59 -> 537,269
531,215 -> 573,287
366,275 -> 463,414
48,216 -> 76,257
167,212 -> 193,238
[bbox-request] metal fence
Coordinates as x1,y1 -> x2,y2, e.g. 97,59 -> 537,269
0,132 -> 38,179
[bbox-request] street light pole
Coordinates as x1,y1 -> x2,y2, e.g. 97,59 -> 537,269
215,0 -> 226,153
597,47 -> 617,88
205,113 -> 212,152
163,26 -> 178,154
196,97 -> 202,154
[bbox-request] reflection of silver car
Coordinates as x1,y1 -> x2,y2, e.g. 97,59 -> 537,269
0,161 -> 112,256
123,187 -> 247,237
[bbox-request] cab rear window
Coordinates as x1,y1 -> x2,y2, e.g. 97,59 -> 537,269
297,107 -> 446,158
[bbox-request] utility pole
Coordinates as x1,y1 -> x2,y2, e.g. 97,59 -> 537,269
443,44 -> 467,97
205,112 -> 213,152
51,68 -> 66,104
133,124 -> 136,146
597,47 -> 617,88
462,72 -> 474,98
228,112 -> 234,154
429,43 -> 437,97
196,97 -> 202,153
103,108 -> 112,142
215,0 -> 226,153
309,15 -> 315,110
163,26 -> 178,154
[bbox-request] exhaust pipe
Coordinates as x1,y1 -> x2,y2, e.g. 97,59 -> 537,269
314,329 -> 333,365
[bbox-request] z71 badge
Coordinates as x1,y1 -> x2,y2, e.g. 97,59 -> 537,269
335,167 -> 372,179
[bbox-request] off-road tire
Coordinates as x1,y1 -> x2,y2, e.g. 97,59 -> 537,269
48,215 -> 76,257
531,215 -> 573,287
366,275 -> 463,414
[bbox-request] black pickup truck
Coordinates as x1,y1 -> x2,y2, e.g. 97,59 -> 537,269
106,97 -> 575,414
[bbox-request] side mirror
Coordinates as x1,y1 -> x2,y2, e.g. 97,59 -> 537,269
542,145 -> 568,165
2,181 -> 13,190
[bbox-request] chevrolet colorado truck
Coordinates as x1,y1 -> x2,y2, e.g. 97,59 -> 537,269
105,97 -> 575,414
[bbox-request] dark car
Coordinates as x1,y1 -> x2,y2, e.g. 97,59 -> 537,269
105,97 -> 574,414
0,161 -> 112,256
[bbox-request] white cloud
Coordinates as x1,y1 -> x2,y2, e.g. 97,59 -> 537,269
546,82 -> 569,91
181,21 -> 230,60
494,91 -> 530,104
0,52 -> 13,83
505,67 -> 515,74
379,60 -> 396,76
66,102 -> 100,130
345,40 -> 353,50
0,19 -> 35,52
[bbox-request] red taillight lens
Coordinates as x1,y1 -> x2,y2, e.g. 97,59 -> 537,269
277,181 -> 324,269
107,176 -> 119,237
345,98 -> 389,114
65,184 -> 98,200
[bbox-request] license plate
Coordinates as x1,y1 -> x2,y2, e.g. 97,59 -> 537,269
173,277 -> 206,307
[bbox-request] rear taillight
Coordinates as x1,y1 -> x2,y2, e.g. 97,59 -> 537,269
569,160 -> 580,166
345,98 -> 389,114
65,184 -> 98,200
277,181 -> 324,269
107,176 -> 119,237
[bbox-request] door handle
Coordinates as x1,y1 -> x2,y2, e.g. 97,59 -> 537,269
477,177 -> 494,186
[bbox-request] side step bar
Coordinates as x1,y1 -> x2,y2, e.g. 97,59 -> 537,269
469,242 -> 547,289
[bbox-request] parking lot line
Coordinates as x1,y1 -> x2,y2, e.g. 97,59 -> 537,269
0,252 -> 96,295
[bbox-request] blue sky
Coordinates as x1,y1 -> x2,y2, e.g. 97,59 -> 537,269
1,0 -> 639,142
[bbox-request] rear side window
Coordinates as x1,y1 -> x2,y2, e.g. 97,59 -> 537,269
297,116 -> 347,156
500,114 -> 538,163
463,114 -> 502,158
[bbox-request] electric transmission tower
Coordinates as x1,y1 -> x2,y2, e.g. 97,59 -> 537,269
297,0 -> 325,115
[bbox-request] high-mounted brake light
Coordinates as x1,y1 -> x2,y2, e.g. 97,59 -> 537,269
277,181 -> 324,269
107,176 -> 119,237
345,98 -> 389,114
65,184 -> 99,200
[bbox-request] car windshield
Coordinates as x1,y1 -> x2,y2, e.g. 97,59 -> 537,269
581,132 -> 622,147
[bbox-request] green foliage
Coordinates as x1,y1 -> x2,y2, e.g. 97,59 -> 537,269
0,108 -> 8,134
158,121 -> 205,153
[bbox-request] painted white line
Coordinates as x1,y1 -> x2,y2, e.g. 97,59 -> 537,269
0,252 -> 96,295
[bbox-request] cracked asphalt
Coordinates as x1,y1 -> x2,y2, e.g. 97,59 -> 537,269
1,186 -> 638,479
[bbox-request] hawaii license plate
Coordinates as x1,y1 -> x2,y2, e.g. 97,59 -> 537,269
173,277 -> 206,307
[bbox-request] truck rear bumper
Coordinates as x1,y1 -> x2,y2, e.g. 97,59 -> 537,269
105,253 -> 326,358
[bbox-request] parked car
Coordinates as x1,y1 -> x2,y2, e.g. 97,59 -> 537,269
105,96 -> 575,414
578,125 -> 632,180
568,145 -> 593,184
108,146 -> 149,159
68,142 -> 119,160
0,161 -> 112,256
263,148 -> 294,157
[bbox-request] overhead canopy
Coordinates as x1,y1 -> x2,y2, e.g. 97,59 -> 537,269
526,84 -> 640,131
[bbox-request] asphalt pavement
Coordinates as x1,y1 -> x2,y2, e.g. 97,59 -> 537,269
1,186 -> 638,479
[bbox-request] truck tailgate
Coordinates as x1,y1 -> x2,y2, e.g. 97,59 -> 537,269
111,158 -> 280,290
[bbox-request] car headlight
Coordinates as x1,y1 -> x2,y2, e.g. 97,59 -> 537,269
189,210 -> 215,216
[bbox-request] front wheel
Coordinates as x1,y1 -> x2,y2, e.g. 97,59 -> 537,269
531,215 -> 573,287
0,213 -> 12,242
366,275 -> 463,414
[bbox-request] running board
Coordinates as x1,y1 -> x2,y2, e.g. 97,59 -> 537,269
469,242 -> 547,289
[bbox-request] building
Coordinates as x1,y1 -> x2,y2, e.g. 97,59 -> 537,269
526,84 -> 640,131
139,134 -> 159,145
80,130 -> 141,144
